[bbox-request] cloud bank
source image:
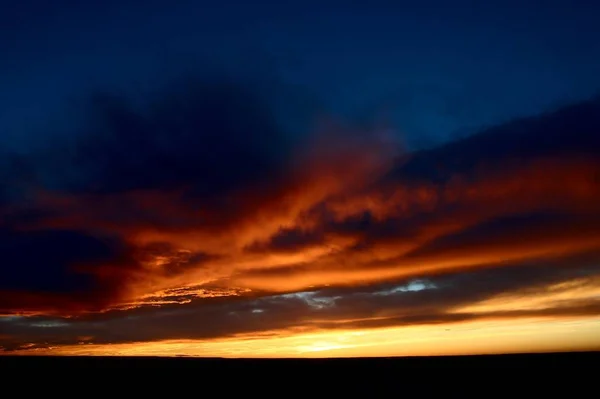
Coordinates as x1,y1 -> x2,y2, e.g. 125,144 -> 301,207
1,73 -> 599,354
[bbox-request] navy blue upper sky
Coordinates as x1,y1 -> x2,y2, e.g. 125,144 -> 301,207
2,0 -> 599,151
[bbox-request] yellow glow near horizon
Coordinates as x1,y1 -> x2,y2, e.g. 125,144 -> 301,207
452,278 -> 600,314
11,316 -> 600,357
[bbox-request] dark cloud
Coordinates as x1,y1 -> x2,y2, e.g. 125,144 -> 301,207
402,211 -> 600,260
388,96 -> 600,184
0,229 -> 124,293
247,227 -> 326,253
2,258 -> 599,351
0,73 -> 311,312
62,80 -> 293,197
0,227 -> 140,314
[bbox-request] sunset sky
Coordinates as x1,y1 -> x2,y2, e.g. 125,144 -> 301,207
1,0 -> 600,357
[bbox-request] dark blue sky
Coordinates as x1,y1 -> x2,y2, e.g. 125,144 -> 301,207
2,0 -> 599,150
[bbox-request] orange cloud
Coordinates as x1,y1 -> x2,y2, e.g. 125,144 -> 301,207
4,154 -> 600,312
2,90 -> 600,356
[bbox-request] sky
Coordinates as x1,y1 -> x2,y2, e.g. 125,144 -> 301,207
1,0 -> 600,357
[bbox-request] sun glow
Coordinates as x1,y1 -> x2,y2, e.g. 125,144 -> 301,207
10,316 -> 600,358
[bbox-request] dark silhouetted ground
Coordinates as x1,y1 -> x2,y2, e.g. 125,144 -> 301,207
2,351 -> 597,372
2,351 -> 595,394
